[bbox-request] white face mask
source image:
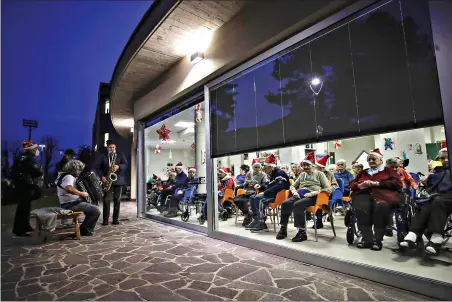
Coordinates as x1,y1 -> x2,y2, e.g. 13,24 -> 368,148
35,150 -> 40,156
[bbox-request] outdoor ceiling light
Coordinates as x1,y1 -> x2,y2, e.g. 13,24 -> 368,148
130,127 -> 134,133
174,121 -> 195,128
191,51 -> 204,64
309,77 -> 323,96
311,78 -> 321,86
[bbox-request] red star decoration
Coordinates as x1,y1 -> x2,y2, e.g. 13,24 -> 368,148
156,124 -> 171,142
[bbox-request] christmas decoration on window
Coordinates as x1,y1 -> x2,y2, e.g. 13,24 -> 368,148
155,145 -> 161,154
169,149 -> 172,159
191,143 -> 196,151
334,140 -> 342,149
156,124 -> 171,142
195,103 -> 202,123
383,137 -> 395,150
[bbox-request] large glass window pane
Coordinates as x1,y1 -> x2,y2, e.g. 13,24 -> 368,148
216,83 -> 237,155
254,60 -> 286,148
350,0 -> 415,133
234,71 -> 259,152
401,0 -> 443,125
310,25 -> 360,140
210,89 -> 219,156
278,45 -> 318,144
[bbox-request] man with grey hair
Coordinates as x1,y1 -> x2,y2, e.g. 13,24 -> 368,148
334,159 -> 354,196
55,159 -> 100,236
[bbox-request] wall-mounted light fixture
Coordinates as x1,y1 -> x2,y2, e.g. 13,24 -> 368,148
130,127 -> 134,133
190,51 -> 204,64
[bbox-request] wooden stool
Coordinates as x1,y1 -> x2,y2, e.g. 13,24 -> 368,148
33,211 -> 84,241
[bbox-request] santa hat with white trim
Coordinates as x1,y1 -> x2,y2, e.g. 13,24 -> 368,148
264,154 -> 277,167
301,152 -> 316,166
369,148 -> 383,158
175,162 -> 183,168
252,158 -> 261,167
315,155 -> 330,168
188,166 -> 196,172
22,140 -> 37,150
218,167 -> 230,174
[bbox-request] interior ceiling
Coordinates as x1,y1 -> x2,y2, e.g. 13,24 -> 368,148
111,0 -> 244,138
145,108 -> 196,150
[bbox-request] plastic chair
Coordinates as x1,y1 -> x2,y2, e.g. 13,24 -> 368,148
330,178 -> 345,210
306,192 -> 336,241
267,190 -> 290,232
289,179 -> 294,186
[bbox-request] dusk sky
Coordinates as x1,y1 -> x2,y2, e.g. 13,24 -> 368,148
1,0 -> 152,152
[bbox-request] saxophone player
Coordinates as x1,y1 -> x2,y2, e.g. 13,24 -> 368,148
96,140 -> 128,225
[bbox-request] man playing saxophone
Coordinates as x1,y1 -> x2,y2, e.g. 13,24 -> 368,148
96,139 -> 128,225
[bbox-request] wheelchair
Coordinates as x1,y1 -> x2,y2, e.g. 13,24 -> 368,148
179,185 -> 206,223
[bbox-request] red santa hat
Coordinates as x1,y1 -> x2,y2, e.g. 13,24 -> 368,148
22,140 -> 37,150
264,154 -> 277,167
168,168 -> 176,175
175,162 -> 183,168
218,167 -> 230,174
301,152 -> 315,166
252,158 -> 261,167
315,155 -> 330,168
441,141 -> 447,149
188,166 -> 196,172
152,174 -> 159,179
369,148 -> 383,158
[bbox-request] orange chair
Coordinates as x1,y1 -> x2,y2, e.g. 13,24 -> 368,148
220,188 -> 235,203
267,190 -> 290,232
306,192 -> 336,241
233,189 -> 246,225
289,179 -> 294,186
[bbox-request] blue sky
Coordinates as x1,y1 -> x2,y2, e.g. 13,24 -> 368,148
1,0 -> 152,151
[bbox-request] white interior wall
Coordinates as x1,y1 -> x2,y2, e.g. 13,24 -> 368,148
430,125 -> 446,143
327,136 -> 375,165
146,148 -> 195,180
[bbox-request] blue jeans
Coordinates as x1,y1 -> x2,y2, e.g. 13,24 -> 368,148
250,194 -> 265,218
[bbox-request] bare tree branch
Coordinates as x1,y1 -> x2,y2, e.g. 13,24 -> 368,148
40,136 -> 59,185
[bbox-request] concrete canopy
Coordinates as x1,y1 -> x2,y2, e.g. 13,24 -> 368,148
110,0 -> 244,138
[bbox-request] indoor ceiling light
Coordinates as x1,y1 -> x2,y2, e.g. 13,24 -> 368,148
174,121 -> 195,128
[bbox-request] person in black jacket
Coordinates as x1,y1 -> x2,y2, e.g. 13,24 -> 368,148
54,149 -> 75,174
95,140 -> 128,225
11,140 -> 43,237
247,154 -> 289,233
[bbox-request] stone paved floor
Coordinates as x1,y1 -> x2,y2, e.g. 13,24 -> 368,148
1,202 -> 433,301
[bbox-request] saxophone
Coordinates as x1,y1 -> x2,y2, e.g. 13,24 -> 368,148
103,152 -> 118,192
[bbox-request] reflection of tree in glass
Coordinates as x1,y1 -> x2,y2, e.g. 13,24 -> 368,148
214,83 -> 237,133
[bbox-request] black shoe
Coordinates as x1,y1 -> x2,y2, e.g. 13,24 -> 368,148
385,228 -> 394,237
250,222 -> 269,233
276,227 -> 287,240
102,220 -> 109,226
245,219 -> 258,230
312,221 -> 324,229
112,220 -> 121,225
12,232 -> 31,237
291,229 -> 307,242
242,215 -> 252,227
371,241 -> 383,251
357,241 -> 373,249
164,211 -> 177,218
80,228 -> 94,236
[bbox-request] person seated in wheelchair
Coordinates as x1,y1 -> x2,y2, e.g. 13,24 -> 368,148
313,155 -> 339,229
164,167 -> 197,218
350,149 -> 403,251
157,169 -> 177,209
247,154 -> 290,233
233,159 -> 268,226
218,167 -> 235,215
400,148 -> 451,255
234,165 -> 249,193
276,152 -> 333,242
147,174 -> 161,207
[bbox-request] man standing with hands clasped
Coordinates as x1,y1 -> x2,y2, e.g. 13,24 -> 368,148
96,140 -> 128,225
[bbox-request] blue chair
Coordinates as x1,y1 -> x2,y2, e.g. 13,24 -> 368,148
409,172 -> 421,185
329,178 -> 345,209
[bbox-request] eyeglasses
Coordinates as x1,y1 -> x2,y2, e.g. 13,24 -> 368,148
367,157 -> 378,162
336,163 -> 344,166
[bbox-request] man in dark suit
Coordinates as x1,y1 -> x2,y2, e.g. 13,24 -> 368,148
96,140 -> 128,225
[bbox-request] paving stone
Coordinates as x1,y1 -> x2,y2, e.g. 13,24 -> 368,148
217,263 -> 259,280
269,268 -> 304,279
201,254 -> 222,263
54,281 -> 86,298
25,291 -> 55,301
1,290 -> 16,301
116,246 -> 139,253
236,290 -> 265,301
314,281 -> 345,301
97,272 -> 128,285
228,281 -> 285,295
93,284 -> 116,297
167,245 -> 193,255
90,260 -> 110,268
161,279 -> 188,290
17,284 -> 45,298
218,252 -> 240,263
57,292 -> 97,301
125,254 -> 147,263
346,288 -> 374,301
45,262 -> 62,270
282,286 -> 325,301
373,293 -> 397,301
242,259 -> 273,268
259,294 -> 285,301
43,267 -> 68,275
176,288 -> 224,301
186,273 -> 215,282
24,265 -> 45,279
242,269 -> 275,286
136,284 -> 188,301
111,260 -> 131,270
85,267 -> 117,277
2,282 -> 17,290
18,278 -> 38,287
175,256 -> 206,264
66,264 -> 90,277
39,272 -> 68,284
186,263 -> 224,273
213,276 -> 230,286
1,273 -> 22,283
137,244 -> 174,252
275,278 -> 311,289
208,286 -> 239,299
189,281 -> 211,291
145,261 -> 183,274
48,280 -> 71,292
78,285 -> 94,292
141,273 -> 181,283
118,278 -> 148,290
62,255 -> 89,265
122,262 -> 151,274
102,252 -> 131,261
88,254 -> 103,261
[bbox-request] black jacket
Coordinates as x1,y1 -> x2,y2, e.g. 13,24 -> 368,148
261,167 -> 290,198
95,152 -> 128,186
10,151 -> 42,197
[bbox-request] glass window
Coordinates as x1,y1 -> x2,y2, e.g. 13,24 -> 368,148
104,133 -> 109,146
105,100 -> 110,114
215,83 -> 237,155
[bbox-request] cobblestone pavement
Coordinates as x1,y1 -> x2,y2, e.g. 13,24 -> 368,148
1,202 -> 433,301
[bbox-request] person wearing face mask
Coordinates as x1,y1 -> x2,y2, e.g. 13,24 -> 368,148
350,149 -> 403,251
276,152 -> 332,242
11,140 -> 43,237
55,160 -> 100,235
400,148 -> 451,255
234,159 -> 268,226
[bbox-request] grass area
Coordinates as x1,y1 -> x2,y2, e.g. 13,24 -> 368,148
1,195 -> 60,229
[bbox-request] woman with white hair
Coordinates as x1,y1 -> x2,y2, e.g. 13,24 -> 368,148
334,159 -> 354,196
55,160 -> 101,236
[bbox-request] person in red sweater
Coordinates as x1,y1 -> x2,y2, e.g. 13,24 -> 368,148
350,149 -> 403,250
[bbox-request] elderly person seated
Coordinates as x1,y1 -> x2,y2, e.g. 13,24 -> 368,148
234,159 -> 268,226
280,164 -> 291,176
328,164 -> 337,173
289,163 -> 302,180
235,165 -> 249,188
352,162 -> 363,176
400,148 -> 451,255
164,167 -> 198,218
350,149 -> 403,250
276,152 -> 333,242
334,159 -> 354,196
55,160 -> 100,236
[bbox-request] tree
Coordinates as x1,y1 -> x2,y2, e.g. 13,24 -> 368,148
4,139 -> 23,162
1,140 -> 10,178
40,136 -> 58,185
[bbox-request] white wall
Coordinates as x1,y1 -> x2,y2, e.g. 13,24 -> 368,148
146,148 -> 195,180
327,136 -> 375,165
430,125 -> 446,143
